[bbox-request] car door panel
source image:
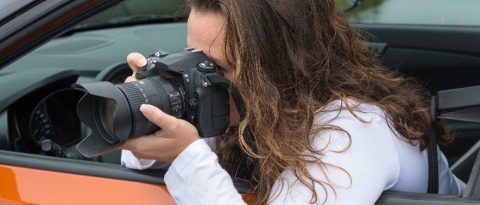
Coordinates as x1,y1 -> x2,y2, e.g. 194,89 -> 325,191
0,151 -> 174,205
0,150 -> 257,204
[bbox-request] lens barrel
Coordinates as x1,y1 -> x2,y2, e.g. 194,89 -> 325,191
117,76 -> 184,137
74,76 -> 185,157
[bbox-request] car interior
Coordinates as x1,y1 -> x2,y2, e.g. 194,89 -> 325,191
0,0 -> 480,204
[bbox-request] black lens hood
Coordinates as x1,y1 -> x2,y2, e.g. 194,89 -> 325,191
73,82 -> 132,158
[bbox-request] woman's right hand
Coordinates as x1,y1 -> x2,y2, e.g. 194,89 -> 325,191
125,52 -> 147,83
120,52 -> 202,163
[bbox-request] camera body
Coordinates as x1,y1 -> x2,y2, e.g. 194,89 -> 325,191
74,48 -> 232,157
134,48 -> 230,137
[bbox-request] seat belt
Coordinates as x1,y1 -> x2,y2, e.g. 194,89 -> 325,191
428,85 -> 480,193
427,131 -> 439,193
427,96 -> 439,193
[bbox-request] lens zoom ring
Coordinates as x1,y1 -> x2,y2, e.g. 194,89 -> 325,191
149,77 -> 175,115
118,83 -> 150,136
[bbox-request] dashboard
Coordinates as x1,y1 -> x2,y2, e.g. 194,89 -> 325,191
0,22 -> 187,163
10,85 -> 84,157
1,66 -> 131,162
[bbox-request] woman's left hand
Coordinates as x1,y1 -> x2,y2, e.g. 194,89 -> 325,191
118,104 -> 201,162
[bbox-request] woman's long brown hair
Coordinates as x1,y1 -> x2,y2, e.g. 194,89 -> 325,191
188,0 -> 452,204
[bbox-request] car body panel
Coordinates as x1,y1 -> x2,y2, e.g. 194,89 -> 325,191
0,149 -> 257,205
0,164 -> 256,205
0,164 -> 175,205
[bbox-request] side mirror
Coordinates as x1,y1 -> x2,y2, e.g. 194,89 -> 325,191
337,0 -> 363,12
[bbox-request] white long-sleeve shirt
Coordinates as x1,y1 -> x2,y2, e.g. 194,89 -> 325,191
121,100 -> 465,204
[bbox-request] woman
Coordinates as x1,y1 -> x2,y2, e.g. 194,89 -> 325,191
120,0 -> 465,204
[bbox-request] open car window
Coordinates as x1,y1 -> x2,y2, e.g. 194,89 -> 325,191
1,0 -> 188,164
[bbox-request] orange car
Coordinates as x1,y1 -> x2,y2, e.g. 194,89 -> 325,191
0,0 -> 480,204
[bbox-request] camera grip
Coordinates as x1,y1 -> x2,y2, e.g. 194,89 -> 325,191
195,86 -> 230,137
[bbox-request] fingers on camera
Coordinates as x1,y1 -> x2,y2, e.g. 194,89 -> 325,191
140,104 -> 179,131
127,52 -> 147,72
125,76 -> 137,83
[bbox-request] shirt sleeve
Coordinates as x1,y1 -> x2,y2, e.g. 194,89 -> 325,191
121,150 -> 170,170
120,138 -> 216,170
164,139 -> 247,205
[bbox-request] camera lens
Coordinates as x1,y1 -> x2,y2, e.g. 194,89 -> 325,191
117,77 -> 184,137
97,98 -> 116,136
74,76 -> 185,157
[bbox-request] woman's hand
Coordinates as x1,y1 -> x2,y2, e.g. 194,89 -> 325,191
119,52 -> 201,162
120,104 -> 200,162
124,52 -> 147,83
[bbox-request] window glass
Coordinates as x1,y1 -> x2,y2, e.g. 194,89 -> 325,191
79,0 -> 187,27
344,0 -> 480,26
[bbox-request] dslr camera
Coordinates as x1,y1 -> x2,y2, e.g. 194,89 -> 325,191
74,48 -> 238,158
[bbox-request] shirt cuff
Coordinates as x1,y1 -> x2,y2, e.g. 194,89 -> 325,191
120,150 -> 157,170
163,139 -> 246,205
